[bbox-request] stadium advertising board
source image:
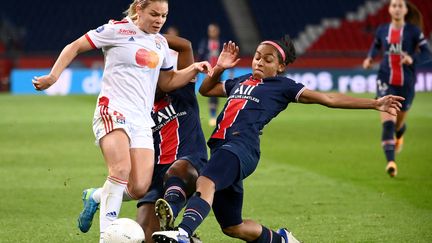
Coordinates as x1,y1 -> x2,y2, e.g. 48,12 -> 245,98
11,68 -> 432,95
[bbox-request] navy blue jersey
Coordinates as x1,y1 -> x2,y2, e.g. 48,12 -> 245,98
367,23 -> 431,87
152,82 -> 207,165
208,74 -> 305,171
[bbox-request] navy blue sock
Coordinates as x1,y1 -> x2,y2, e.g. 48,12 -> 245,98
178,194 -> 210,236
382,121 -> 396,162
210,107 -> 217,118
248,226 -> 283,243
164,176 -> 187,218
396,123 -> 406,139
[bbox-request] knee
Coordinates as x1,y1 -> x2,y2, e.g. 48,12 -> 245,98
128,181 -> 150,199
109,163 -> 131,180
221,225 -> 242,238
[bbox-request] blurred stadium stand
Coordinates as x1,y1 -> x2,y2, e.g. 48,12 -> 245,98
1,0 -> 431,91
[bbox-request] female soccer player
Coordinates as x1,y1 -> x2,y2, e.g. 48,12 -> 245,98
152,36 -> 404,243
135,34 -> 207,243
32,0 -> 212,241
363,0 -> 431,177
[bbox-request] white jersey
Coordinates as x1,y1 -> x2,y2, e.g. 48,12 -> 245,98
86,17 -> 173,127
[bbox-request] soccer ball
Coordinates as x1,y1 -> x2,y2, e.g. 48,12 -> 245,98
103,218 -> 145,243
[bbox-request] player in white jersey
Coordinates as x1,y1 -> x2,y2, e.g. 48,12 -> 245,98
32,0 -> 212,242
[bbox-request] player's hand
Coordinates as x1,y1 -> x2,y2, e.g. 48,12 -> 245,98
32,74 -> 56,91
362,57 -> 372,69
216,41 -> 241,70
401,52 -> 413,65
376,95 -> 405,116
194,61 -> 214,76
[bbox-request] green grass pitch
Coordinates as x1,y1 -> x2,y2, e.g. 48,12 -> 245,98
0,92 -> 431,242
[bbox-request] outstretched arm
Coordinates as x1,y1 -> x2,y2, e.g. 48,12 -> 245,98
163,34 -> 194,69
199,41 -> 240,97
298,89 -> 404,116
32,35 -> 93,90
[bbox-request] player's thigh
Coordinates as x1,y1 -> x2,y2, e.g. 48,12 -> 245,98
99,129 -> 131,179
129,148 -> 154,197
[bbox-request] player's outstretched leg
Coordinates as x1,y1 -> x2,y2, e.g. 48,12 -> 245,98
386,161 -> 398,177
395,136 -> 404,154
155,198 -> 175,230
78,188 -> 100,233
277,228 -> 300,243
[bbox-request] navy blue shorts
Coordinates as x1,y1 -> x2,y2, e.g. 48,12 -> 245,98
377,83 -> 415,111
137,155 -> 206,207
201,148 -> 245,228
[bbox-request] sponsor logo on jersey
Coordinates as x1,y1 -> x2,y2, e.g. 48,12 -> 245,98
152,100 -> 186,132
118,29 -> 136,35
135,48 -> 159,68
128,37 -> 135,42
229,84 -> 260,103
389,43 -> 402,54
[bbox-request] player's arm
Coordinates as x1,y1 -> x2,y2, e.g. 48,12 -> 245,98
32,35 -> 93,91
363,27 -> 382,69
158,61 -> 212,92
298,89 -> 404,116
199,41 -> 240,97
163,34 -> 194,69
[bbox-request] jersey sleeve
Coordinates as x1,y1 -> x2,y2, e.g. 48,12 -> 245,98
85,23 -> 116,49
413,26 -> 432,64
367,25 -> 383,58
282,77 -> 306,102
159,35 -> 174,71
222,74 -> 250,95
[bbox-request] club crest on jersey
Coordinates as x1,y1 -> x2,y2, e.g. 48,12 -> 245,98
155,40 -> 161,49
96,26 -> 104,33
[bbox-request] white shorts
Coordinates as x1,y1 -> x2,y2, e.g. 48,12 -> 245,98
92,105 -> 154,149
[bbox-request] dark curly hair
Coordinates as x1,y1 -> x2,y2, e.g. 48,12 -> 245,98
275,35 -> 297,65
261,35 -> 297,66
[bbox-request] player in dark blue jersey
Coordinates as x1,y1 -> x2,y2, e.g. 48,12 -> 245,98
153,36 -> 404,243
135,34 -> 207,243
363,0 -> 431,177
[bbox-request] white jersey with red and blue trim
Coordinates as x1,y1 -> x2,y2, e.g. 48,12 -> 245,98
86,17 -> 173,127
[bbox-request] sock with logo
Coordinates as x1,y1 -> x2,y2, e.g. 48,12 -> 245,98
248,226 -> 283,243
164,176 -> 187,218
178,193 -> 211,236
99,176 -> 127,235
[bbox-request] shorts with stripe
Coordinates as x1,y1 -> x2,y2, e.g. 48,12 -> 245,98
92,105 -> 154,149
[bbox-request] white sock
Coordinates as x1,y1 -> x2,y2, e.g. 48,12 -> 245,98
91,187 -> 132,203
92,188 -> 102,203
122,187 -> 134,201
99,176 -> 127,236
178,227 -> 189,237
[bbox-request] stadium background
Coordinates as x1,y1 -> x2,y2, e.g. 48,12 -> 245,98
1,0 -> 432,94
1,0 -> 432,242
